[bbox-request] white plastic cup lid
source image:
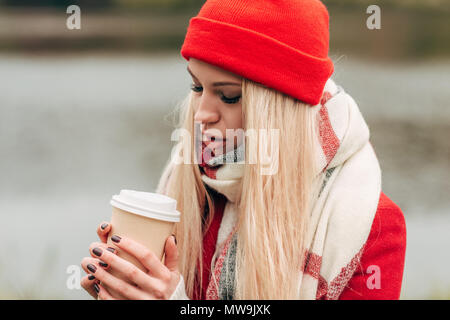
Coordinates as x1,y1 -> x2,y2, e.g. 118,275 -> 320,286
110,190 -> 180,222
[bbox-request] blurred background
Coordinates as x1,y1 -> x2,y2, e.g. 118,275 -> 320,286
0,0 -> 449,299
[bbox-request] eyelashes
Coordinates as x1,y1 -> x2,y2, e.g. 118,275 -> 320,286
190,84 -> 203,93
190,84 -> 241,104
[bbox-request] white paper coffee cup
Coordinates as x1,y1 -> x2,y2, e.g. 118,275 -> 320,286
110,190 -> 181,223
103,190 -> 180,299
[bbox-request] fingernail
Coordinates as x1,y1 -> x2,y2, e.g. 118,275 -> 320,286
94,283 -> 100,294
87,263 -> 97,273
107,247 -> 116,254
101,223 -> 108,230
99,261 -> 108,268
111,235 -> 121,243
172,234 -> 177,245
88,275 -> 95,281
92,247 -> 103,257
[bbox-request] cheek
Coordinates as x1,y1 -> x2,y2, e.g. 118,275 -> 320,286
224,105 -> 243,129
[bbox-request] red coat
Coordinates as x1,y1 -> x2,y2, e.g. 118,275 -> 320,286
195,191 -> 407,300
338,191 -> 407,299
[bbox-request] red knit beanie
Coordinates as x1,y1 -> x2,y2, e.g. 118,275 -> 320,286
180,0 -> 334,106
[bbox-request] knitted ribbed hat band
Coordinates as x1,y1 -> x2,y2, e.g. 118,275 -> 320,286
180,0 -> 334,106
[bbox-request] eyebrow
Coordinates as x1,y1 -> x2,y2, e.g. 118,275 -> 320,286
187,66 -> 241,87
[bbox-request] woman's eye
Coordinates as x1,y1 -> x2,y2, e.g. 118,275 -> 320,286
190,84 -> 203,93
221,94 -> 241,104
190,83 -> 240,104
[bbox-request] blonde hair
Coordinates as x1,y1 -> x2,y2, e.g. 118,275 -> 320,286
157,78 -> 320,299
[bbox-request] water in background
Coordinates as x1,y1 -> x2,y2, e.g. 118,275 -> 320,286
0,53 -> 449,299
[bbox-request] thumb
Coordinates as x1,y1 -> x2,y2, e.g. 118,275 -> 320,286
164,234 -> 179,272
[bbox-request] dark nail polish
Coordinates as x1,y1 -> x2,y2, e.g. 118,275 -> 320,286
99,261 -> 108,268
107,247 -> 116,254
172,234 -> 177,245
87,263 -> 97,273
94,283 -> 100,294
111,235 -> 121,243
92,247 -> 102,257
88,275 -> 95,281
101,223 -> 108,230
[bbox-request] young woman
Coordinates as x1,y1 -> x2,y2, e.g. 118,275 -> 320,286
81,0 -> 406,300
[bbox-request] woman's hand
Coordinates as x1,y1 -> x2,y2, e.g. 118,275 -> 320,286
81,225 -> 180,300
96,221 -> 112,244
80,221 -> 114,298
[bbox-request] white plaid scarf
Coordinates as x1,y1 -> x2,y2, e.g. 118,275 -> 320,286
163,78 -> 381,300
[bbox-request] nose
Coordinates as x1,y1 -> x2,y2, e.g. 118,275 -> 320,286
193,93 -> 220,125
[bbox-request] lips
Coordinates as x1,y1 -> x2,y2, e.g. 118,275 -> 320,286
199,141 -> 215,167
204,140 -> 226,154
198,129 -> 225,141
202,135 -> 225,142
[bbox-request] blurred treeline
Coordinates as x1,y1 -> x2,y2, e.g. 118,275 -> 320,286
0,0 -> 448,60
0,0 -> 203,11
1,0 -> 449,10
2,0 -> 449,13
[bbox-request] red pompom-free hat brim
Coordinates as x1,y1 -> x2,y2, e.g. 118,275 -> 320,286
181,16 -> 334,106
